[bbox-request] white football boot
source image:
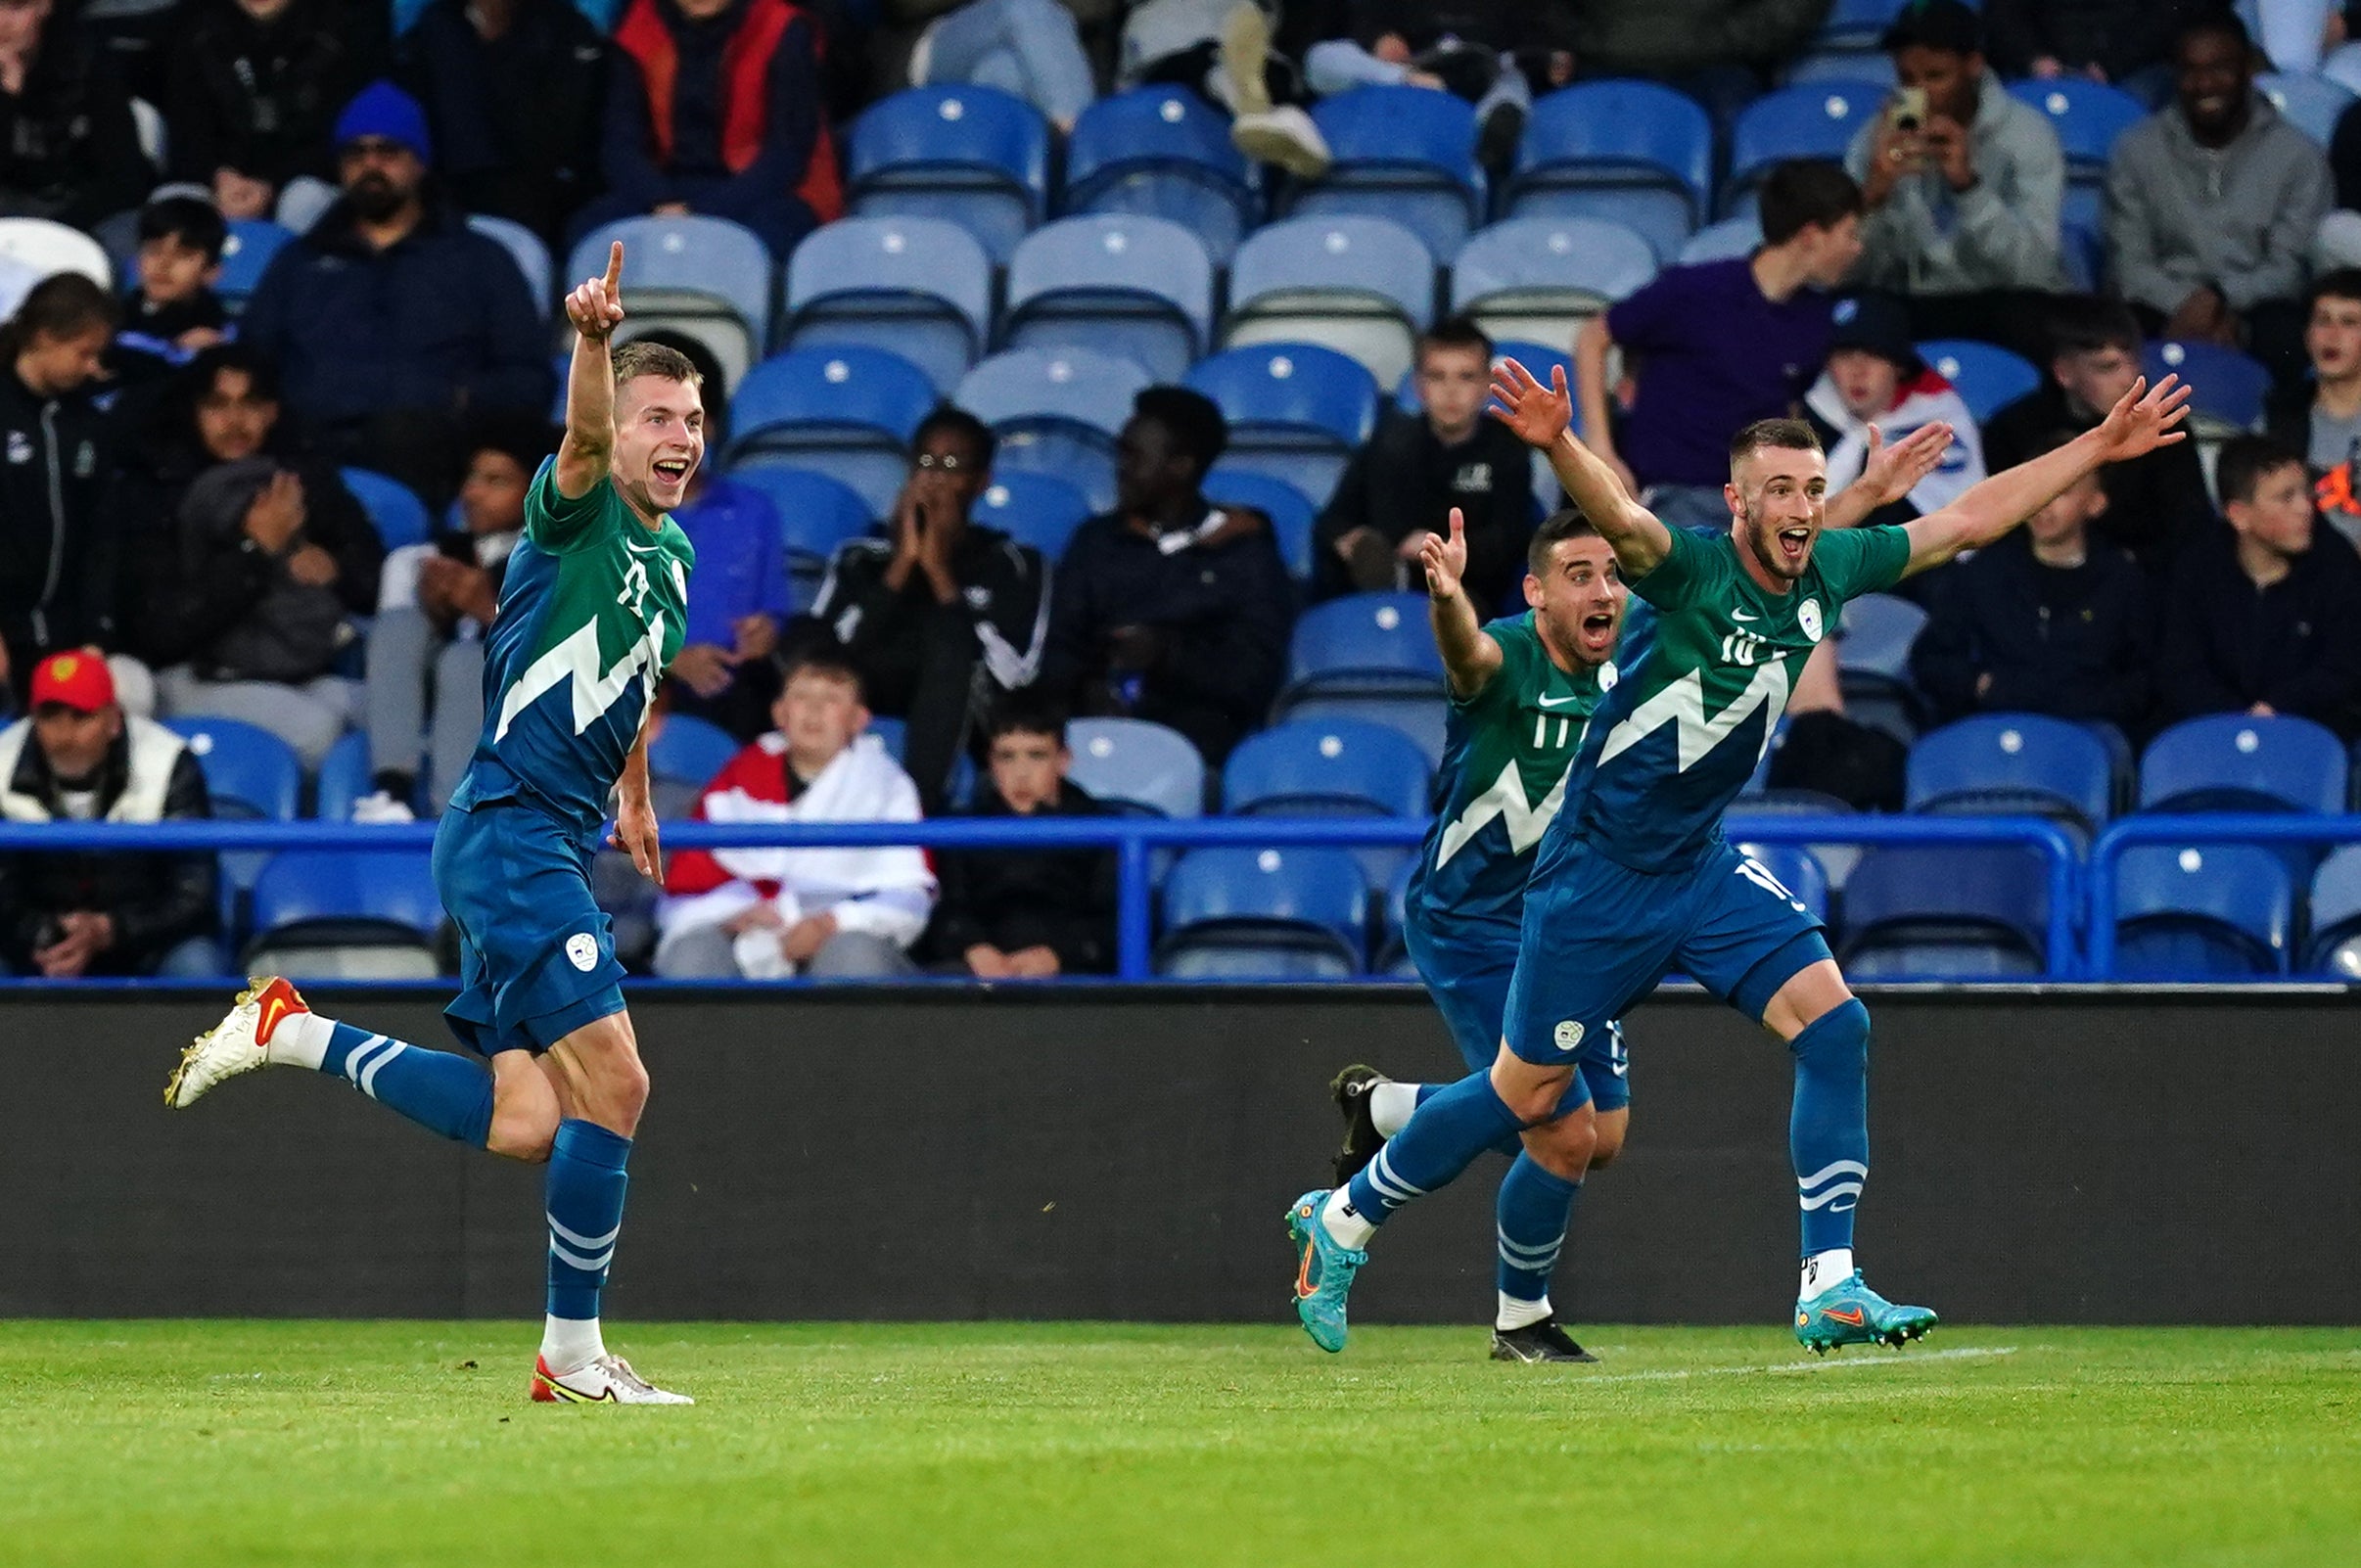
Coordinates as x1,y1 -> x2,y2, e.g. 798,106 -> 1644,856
165,976 -> 309,1108
531,1354 -> 694,1406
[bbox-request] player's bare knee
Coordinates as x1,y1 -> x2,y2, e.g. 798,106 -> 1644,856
486,1098 -> 557,1162
1522,1111 -> 1597,1179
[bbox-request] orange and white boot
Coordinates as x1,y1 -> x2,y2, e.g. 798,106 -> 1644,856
165,976 -> 310,1108
530,1354 -> 694,1406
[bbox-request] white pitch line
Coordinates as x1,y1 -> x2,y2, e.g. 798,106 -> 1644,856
1576,1345 -> 2017,1385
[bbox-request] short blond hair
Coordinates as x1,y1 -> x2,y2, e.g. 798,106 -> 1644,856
612,339 -> 703,391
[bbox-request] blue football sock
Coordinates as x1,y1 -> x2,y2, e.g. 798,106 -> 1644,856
1345,1070 -> 1525,1229
1413,1082 -> 1522,1159
321,1021 -> 493,1146
1496,1153 -> 1583,1304
545,1119 -> 632,1321
1789,998 -> 1872,1259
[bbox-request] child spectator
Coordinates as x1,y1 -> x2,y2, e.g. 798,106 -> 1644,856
1802,293 -> 1987,530
0,0 -> 151,231
924,699 -> 1115,978
1313,316 -> 1536,608
113,196 -> 231,391
2266,267 -> 2361,550
164,0 -> 374,226
655,649 -> 937,979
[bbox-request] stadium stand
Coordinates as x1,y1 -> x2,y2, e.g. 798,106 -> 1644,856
1288,85 -> 1485,262
1449,216 -> 1656,359
243,849 -> 442,981
727,466 -> 876,606
1001,214 -> 1215,384
1840,843 -> 2054,979
1184,344 -> 1380,507
954,346 -> 1149,513
1221,215 -> 1436,390
782,215 -> 995,393
2139,715 -> 2349,816
726,346 -> 938,517
2145,340 -> 2272,437
566,215 -> 775,392
1065,718 -> 1207,819
1273,593 -> 1450,764
1061,88 -> 1258,267
1505,80 -> 1714,262
1906,715 -> 2117,837
971,469 -> 1093,563
214,220 -> 294,312
1156,846 -> 1368,979
2111,844 -> 2294,980
846,85 -> 1051,265
1200,467 -> 1319,580
2256,69 -> 2354,147
1916,340 -> 2044,426
1724,82 -> 1887,218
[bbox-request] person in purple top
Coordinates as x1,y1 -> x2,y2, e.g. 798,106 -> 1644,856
1575,159 -> 1866,530
665,465 -> 788,740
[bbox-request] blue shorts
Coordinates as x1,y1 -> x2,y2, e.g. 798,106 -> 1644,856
1504,836 -> 1830,1068
1405,912 -> 1631,1114
432,794 -> 628,1058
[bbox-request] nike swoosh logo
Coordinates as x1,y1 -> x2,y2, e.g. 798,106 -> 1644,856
257,996 -> 287,1042
1537,694 -> 1584,708
625,540 -> 660,556
1731,609 -> 1759,623
1825,1306 -> 1866,1325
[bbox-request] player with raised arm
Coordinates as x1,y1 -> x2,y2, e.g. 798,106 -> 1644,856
166,244 -> 702,1405
1288,360 -> 2188,1356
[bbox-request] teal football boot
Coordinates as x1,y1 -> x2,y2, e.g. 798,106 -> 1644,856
1794,1270 -> 1938,1353
1286,1188 -> 1366,1353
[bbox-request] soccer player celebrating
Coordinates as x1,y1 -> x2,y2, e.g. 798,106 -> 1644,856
1289,361 -> 2188,1356
166,244 -> 700,1406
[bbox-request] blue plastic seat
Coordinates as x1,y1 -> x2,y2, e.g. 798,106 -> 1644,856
971,468 -> 1092,561
1066,716 -> 1205,818
1918,340 -> 2042,426
215,220 -> 292,310
955,346 -> 1150,514
2303,845 -> 2361,975
244,849 -> 442,978
650,713 -> 739,793
1223,717 -> 1432,819
1062,88 -> 1257,266
1450,216 -> 1656,352
340,468 -> 431,552
1201,467 -> 1319,579
1725,82 -> 1887,216
727,346 -> 937,518
164,715 -> 301,822
1185,344 -> 1381,507
1506,81 -> 1712,261
2112,844 -> 2292,979
1680,214 -> 1762,264
467,214 -> 550,316
1002,214 -> 1214,383
847,85 -> 1050,264
313,730 -> 375,820
1835,592 -> 1927,743
1840,844 -> 2052,979
2140,714 -> 2348,814
783,216 -> 993,392
1222,215 -> 1436,390
567,214 -> 774,390
1275,593 -> 1451,764
1728,841 -> 1830,925
1156,846 -> 1368,979
2145,340 -> 2270,436
2007,77 -> 2145,231
2258,70 -> 2354,147
1907,715 -> 2114,834
724,466 -> 875,607
1290,85 -> 1484,260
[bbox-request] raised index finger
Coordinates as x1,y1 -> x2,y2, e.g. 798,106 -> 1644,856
604,241 -> 625,296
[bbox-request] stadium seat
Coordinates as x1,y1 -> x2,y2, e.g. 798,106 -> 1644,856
0,216 -> 111,289
1840,844 -> 2052,979
2111,844 -> 2292,979
2007,78 -> 2145,231
861,717 -> 974,806
214,220 -> 292,310
725,466 -> 875,608
1185,344 -> 1381,507
650,713 -> 739,794
1906,715 -> 2114,836
2139,714 -> 2348,815
567,214 -> 774,391
340,468 -> 432,552
1917,340 -> 2042,426
971,468 -> 1092,561
1156,846 -> 1368,979
1002,214 -> 1214,383
1201,467 -> 1319,579
1223,718 -> 1432,823
783,216 -> 993,392
1273,593 -> 1450,764
244,849 -> 442,980
955,346 -> 1150,514
312,730 -> 375,820
468,213 -> 551,316
1788,47 -> 1897,87
727,346 -> 937,518
1730,841 -> 1830,925
1724,82 -> 1886,217
1066,716 -> 1206,817
2302,845 -> 2361,975
1221,215 -> 1437,390
1062,88 -> 1258,266
1834,592 -> 1927,743
1679,214 -> 1763,264
1289,85 -> 1484,260
166,715 -> 304,933
2257,70 -> 2354,147
2144,341 -> 2270,436
847,85 -> 1050,264
1449,217 -> 1656,354
1505,81 -> 1713,262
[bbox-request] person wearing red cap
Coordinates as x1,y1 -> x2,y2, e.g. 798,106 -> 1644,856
0,652 -> 217,978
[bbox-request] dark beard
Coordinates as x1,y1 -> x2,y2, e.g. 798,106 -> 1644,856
347,176 -> 406,223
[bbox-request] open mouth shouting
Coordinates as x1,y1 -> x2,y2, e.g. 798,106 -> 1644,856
1577,606 -> 1618,656
650,455 -> 695,490
1774,525 -> 1813,572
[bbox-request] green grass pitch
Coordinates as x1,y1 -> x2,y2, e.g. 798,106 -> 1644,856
3,1322 -> 2354,1566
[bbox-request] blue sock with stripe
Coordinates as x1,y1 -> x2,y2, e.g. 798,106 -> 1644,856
319,1021 -> 493,1146
1334,1069 -> 1526,1242
1412,1082 -> 1524,1159
545,1119 -> 631,1322
1495,1154 -> 1582,1320
1789,998 -> 1872,1261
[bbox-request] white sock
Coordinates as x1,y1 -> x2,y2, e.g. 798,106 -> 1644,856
1801,1249 -> 1854,1300
1496,1292 -> 1551,1331
1320,1187 -> 1376,1249
1368,1081 -> 1418,1138
539,1314 -> 606,1375
265,1010 -> 334,1070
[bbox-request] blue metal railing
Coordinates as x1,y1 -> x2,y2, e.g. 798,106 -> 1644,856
2085,813 -> 2361,979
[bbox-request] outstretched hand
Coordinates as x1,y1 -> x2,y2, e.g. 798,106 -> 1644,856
565,241 -> 626,343
610,794 -> 662,884
1488,358 -> 1574,450
1420,507 -> 1470,600
2094,374 -> 2192,462
1856,420 -> 1954,507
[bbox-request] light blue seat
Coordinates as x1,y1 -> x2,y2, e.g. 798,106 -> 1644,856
782,215 -> 993,392
1680,214 -> 1762,264
1907,714 -> 2114,835
1835,591 -> 1928,743
313,730 -> 375,820
2112,844 -> 2292,979
215,220 -> 293,310
567,214 -> 774,391
1062,88 -> 1257,266
2257,70 -> 2354,148
725,466 -> 876,608
1506,80 -> 1712,261
1224,717 -> 1431,817
1002,214 -> 1214,383
1724,81 -> 1887,217
2145,340 -> 2270,436
726,346 -> 937,518
650,714 -> 739,793
1202,467 -> 1318,580
1840,844 -> 2051,979
1450,216 -> 1656,353
340,468 -> 431,552
2140,714 -> 2348,815
1185,344 -> 1380,507
1221,215 -> 1437,390
244,849 -> 442,979
847,84 -> 1049,264
1290,85 -> 1483,261
1156,846 -> 1368,979
1274,593 -> 1451,765
2007,78 -> 2145,232
1066,716 -> 1205,818
166,715 -> 305,936
954,346 -> 1149,514
2302,846 -> 2361,976
1918,339 -> 2042,425
971,467 -> 1091,561
468,214 -> 551,317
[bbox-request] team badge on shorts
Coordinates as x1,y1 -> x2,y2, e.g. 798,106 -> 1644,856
565,933 -> 599,972
1553,1019 -> 1585,1050
1798,598 -> 1824,643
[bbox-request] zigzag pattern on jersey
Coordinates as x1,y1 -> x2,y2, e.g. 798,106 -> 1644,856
1433,752 -> 1574,869
492,614 -> 670,742
1597,656 -> 1790,773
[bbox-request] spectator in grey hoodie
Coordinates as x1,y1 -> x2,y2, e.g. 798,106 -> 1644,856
2106,10 -> 2333,391
1845,0 -> 2066,356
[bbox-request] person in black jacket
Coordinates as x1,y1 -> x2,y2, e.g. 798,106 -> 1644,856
799,405 -> 1050,811
924,699 -> 1115,978
1313,316 -> 1536,608
1910,430 -> 2153,735
163,0 -> 377,224
0,274 -> 122,707
0,650 -> 216,977
2156,436 -> 2361,736
0,0 -> 151,231
1981,0 -> 2204,105
1042,385 -> 1296,766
